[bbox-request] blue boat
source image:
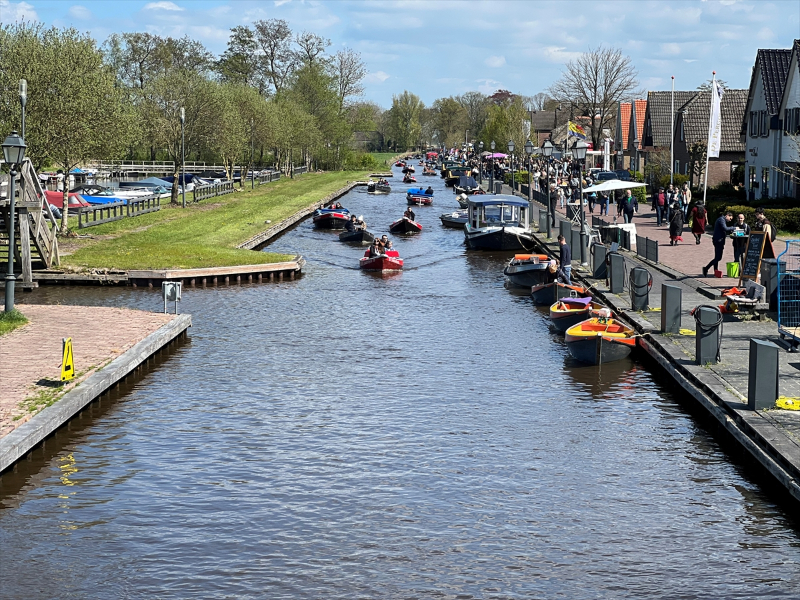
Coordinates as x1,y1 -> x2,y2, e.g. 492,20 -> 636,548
407,187 -> 433,206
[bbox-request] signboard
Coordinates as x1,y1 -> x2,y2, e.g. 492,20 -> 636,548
741,231 -> 766,280
61,337 -> 74,382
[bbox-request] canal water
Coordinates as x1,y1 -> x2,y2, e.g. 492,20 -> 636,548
3,165 -> 799,598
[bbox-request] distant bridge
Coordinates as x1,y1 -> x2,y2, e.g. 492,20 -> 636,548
86,161 -> 230,176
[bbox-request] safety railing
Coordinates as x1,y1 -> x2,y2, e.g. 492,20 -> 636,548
128,194 -> 161,218
636,235 -> 659,263
78,201 -> 126,229
193,181 -> 234,202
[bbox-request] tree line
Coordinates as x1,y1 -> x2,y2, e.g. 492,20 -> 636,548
0,20 -> 374,221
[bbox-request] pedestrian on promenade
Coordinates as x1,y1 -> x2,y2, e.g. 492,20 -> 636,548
732,213 -> 750,264
655,187 -> 666,226
599,191 -> 609,216
558,234 -> 572,284
665,184 -> 675,223
549,183 -> 558,227
690,201 -> 707,244
669,201 -> 684,245
702,211 -> 735,277
682,183 -> 692,218
621,189 -> 637,223
558,182 -> 566,209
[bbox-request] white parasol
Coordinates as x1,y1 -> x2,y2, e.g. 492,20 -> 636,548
581,180 -> 647,194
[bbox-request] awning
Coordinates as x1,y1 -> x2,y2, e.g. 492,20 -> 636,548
582,180 -> 647,194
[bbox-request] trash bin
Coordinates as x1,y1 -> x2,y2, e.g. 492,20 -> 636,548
494,181 -> 503,194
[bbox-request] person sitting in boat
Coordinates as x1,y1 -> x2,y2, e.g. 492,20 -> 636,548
379,234 -> 390,249
384,240 -> 394,252
404,207 -> 416,221
425,186 -> 433,195
356,215 -> 366,229
345,215 -> 358,232
369,239 -> 384,257
332,201 -> 343,209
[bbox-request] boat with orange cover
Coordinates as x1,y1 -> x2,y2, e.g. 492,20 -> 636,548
360,249 -> 403,271
549,298 -> 608,333
503,253 -> 551,288
564,317 -> 637,365
530,282 -> 589,306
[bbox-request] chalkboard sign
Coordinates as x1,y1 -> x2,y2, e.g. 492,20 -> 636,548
741,231 -> 767,280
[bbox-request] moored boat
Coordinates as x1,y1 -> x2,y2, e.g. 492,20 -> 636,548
503,254 -> 551,288
339,229 -> 375,244
549,298 -> 608,333
439,209 -> 468,228
530,282 -> 589,305
360,249 -> 403,271
312,206 -> 351,229
389,217 -> 423,234
453,175 -> 480,195
564,317 -> 637,365
464,195 -> 537,251
445,167 -> 471,187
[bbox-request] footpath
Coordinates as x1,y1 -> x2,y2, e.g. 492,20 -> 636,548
496,181 -> 800,503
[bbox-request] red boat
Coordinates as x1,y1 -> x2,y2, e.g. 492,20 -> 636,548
360,249 -> 403,271
312,208 -> 351,229
395,161 -> 406,167
389,217 -> 423,234
403,175 -> 417,183
44,190 -> 91,210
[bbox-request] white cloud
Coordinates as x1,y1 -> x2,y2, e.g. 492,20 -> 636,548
484,55 -> 506,68
684,59 -> 698,63
756,27 -> 774,40
475,78 -> 502,95
143,1 -> 183,11
660,43 -> 681,56
68,5 -> 91,20
0,0 -> 38,21
365,71 -> 390,83
275,0 -> 291,5
542,46 -> 581,63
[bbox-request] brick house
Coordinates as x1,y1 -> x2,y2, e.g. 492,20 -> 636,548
615,102 -> 631,169
673,88 -> 747,189
626,99 -> 647,172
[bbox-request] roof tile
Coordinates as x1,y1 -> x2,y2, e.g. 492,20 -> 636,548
646,91 -> 698,148
679,88 -> 748,153
757,48 -> 792,114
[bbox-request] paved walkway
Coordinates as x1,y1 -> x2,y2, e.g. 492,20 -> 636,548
0,305 -> 175,437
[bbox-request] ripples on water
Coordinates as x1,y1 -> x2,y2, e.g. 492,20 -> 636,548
2,167 -> 799,598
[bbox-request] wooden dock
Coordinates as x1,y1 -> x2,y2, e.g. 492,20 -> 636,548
128,259 -> 305,287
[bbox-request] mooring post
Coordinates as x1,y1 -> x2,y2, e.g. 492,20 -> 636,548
661,283 -> 682,334
591,243 -> 607,279
629,267 -> 650,311
609,253 -> 624,294
559,220 -> 570,244
748,338 -> 780,410
695,305 -> 722,365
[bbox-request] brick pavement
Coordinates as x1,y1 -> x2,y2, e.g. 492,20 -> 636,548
0,305 -> 175,438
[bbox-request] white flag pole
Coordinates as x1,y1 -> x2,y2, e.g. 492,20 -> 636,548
702,71 -> 716,206
670,75 -> 675,185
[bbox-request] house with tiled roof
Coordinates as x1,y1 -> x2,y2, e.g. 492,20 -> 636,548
614,102 -> 631,169
530,110 -> 559,146
673,88 -> 747,189
776,40 -> 800,200
741,45 -> 793,199
642,90 -> 697,175
626,99 -> 647,171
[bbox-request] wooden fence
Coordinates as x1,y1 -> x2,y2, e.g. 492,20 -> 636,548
78,194 -> 161,229
257,171 -> 281,184
193,181 -> 235,202
128,195 -> 161,217
292,166 -> 308,177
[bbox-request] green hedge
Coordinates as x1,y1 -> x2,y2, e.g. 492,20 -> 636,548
503,171 -> 531,185
706,201 -> 800,233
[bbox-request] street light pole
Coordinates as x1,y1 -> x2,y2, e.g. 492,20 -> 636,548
19,80 -> 27,141
490,140 -> 496,194
542,139 -> 554,239
573,139 -> 589,266
180,107 -> 185,208
250,118 -> 254,190
478,141 -> 484,184
3,131 -> 27,313
525,139 -> 534,205
507,140 -> 515,195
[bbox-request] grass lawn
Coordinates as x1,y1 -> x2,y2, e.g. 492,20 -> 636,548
62,171 -> 368,271
0,309 -> 28,336
369,152 -> 407,166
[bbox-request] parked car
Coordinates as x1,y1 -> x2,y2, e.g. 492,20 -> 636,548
596,171 -> 619,181
614,169 -> 633,181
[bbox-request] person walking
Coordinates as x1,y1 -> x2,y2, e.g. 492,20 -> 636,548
558,234 -> 572,284
621,189 -> 637,223
732,213 -> 750,264
681,183 -> 691,218
549,183 -> 558,227
690,201 -> 707,244
669,201 -> 684,245
655,187 -> 666,226
702,211 -> 735,277
599,191 -> 609,216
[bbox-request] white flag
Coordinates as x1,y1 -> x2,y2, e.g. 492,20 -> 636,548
707,79 -> 724,158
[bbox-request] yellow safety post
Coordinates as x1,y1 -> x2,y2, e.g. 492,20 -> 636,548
61,337 -> 74,382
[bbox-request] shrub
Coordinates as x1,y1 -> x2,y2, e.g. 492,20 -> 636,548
503,171 -> 531,185
342,152 -> 383,171
658,173 -> 689,189
705,202 -> 800,234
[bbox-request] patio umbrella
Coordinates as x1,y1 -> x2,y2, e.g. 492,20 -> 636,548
581,180 -> 647,194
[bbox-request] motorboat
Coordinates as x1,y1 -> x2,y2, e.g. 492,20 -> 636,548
549,299 -> 608,333
439,209 -> 468,229
403,175 -> 417,183
503,254 -> 552,288
530,282 -> 589,306
445,167 -> 471,187
453,175 -> 480,195
402,165 -> 416,174
367,181 -> 391,194
360,249 -> 403,271
407,187 -> 433,205
339,228 -> 375,244
395,161 -> 406,167
564,317 -> 637,365
456,193 -> 470,208
422,167 -> 437,176
389,217 -> 423,234
312,206 -> 351,229
44,190 -> 92,210
463,195 -> 537,251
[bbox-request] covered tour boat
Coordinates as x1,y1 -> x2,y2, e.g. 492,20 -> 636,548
503,254 -> 552,288
464,195 -> 536,251
312,206 -> 350,229
339,229 -> 375,244
530,282 -> 589,306
564,317 -> 637,365
453,175 -> 480,195
360,249 -> 403,271
549,298 -> 607,333
439,209 -> 468,229
389,217 -> 423,234
445,167 -> 472,187
407,187 -> 433,205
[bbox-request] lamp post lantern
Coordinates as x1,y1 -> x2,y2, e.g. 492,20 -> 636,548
478,141 -> 484,184
490,140 -> 496,194
19,80 -> 27,141
507,140 -> 515,194
3,130 -> 27,313
542,139 -> 554,238
180,107 -> 186,208
573,139 -> 589,266
525,139 -> 534,204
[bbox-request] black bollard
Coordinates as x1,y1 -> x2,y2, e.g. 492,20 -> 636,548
748,339 -> 780,410
661,283 -> 682,334
559,220 -> 571,245
571,228 -> 582,262
694,305 -> 722,365
591,243 -> 607,279
629,267 -> 651,311
539,208 -> 549,235
609,252 -> 624,294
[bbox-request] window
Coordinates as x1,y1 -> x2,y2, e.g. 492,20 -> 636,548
762,167 -> 770,197
675,160 -> 680,174
785,109 -> 792,135
680,121 -> 685,141
749,166 -> 757,188
761,110 -> 770,137
750,111 -> 758,137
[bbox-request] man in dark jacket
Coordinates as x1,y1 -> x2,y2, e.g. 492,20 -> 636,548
549,183 -> 558,227
732,213 -> 751,263
621,189 -> 637,223
558,234 -> 572,284
702,211 -> 735,277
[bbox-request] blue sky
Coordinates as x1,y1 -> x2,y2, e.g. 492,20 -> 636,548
2,0 -> 798,107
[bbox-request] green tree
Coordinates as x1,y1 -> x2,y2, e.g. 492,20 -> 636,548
432,97 -> 468,148
387,91 -> 424,150
216,26 -> 269,95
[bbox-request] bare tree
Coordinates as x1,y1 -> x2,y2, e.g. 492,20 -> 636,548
331,48 -> 366,114
253,19 -> 296,96
529,92 -> 551,111
295,31 -> 330,66
548,47 -> 639,148
456,91 -> 488,141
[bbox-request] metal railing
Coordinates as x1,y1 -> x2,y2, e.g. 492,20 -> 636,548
193,181 -> 234,202
78,200 -> 126,229
636,235 -> 659,263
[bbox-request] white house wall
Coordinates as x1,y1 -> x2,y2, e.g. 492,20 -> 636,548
745,64 -> 781,198
780,52 -> 799,162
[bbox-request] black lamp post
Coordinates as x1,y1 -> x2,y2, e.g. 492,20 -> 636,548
3,130 -> 27,312
180,107 -> 186,208
574,139 -> 589,266
490,140 -> 496,194
507,140 -> 515,194
542,139 -> 554,238
525,139 -> 534,204
478,141 -> 484,184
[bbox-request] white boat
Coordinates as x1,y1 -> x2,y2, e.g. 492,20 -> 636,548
463,195 -> 536,251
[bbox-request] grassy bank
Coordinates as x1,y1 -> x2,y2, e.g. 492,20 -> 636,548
0,309 -> 28,336
62,171 -> 368,271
